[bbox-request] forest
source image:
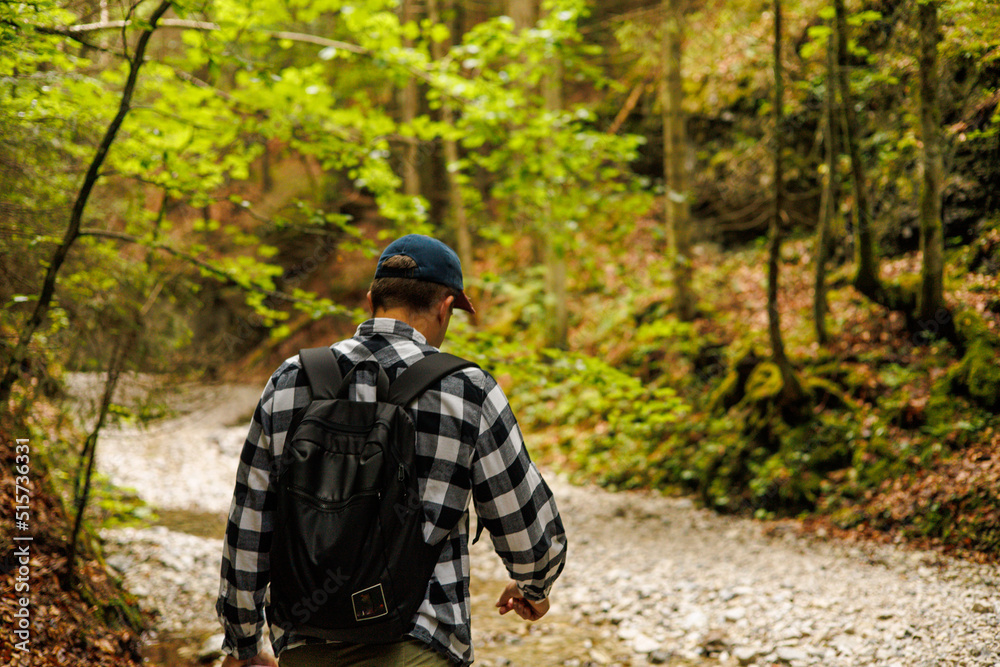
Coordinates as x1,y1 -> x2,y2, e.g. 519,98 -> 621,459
1,0 -> 999,664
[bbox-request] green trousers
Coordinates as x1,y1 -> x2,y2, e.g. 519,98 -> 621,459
279,639 -> 453,667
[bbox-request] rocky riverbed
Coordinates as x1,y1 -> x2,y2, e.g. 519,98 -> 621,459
91,381 -> 1000,667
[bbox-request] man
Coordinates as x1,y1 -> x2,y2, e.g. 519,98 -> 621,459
217,234 -> 568,666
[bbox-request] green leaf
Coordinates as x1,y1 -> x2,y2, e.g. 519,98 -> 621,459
430,23 -> 450,44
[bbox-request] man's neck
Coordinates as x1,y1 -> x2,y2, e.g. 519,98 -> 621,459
373,309 -> 437,346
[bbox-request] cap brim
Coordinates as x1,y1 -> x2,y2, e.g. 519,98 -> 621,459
453,291 -> 476,314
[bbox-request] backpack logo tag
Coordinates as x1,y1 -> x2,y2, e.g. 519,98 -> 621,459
351,584 -> 388,622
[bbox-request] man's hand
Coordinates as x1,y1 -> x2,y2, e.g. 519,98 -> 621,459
495,580 -> 550,621
221,652 -> 279,667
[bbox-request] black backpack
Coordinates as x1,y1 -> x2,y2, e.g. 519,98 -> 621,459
267,347 -> 477,643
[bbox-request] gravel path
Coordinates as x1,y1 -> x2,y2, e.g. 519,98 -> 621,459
92,381 -> 1000,667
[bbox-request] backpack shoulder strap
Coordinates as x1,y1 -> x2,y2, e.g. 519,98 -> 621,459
298,347 -> 343,400
336,363 -> 390,402
388,353 -> 478,406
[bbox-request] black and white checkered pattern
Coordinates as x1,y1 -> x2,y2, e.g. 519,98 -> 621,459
216,318 -> 567,665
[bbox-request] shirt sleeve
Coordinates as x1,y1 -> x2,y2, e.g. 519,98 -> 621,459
215,375 -> 279,659
470,372 -> 567,601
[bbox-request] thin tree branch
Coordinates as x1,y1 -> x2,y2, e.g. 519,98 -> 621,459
272,29 -> 368,56
168,66 -> 236,102
33,24 -> 122,55
61,18 -> 368,54
704,197 -> 769,223
708,208 -> 772,233
43,18 -> 443,86
130,104 -> 215,129
65,336 -> 126,586
608,78 -> 648,135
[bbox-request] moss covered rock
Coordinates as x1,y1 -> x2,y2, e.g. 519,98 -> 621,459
946,309 -> 1000,411
707,346 -> 763,413
743,362 -> 784,404
953,308 -> 993,347
708,370 -> 742,413
955,340 -> 1000,409
803,376 -> 854,410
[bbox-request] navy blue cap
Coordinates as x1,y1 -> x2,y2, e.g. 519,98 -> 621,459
374,234 -> 475,313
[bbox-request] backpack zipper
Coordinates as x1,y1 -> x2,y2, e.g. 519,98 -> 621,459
283,485 -> 380,511
299,414 -> 373,434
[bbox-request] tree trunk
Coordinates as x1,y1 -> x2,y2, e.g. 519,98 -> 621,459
442,110 -> 474,275
506,0 -> 566,345
544,238 -> 569,349
507,0 -> 536,259
0,1 -> 173,408
399,0 -> 421,198
769,0 -> 802,402
814,30 -> 839,345
662,0 -> 696,321
261,138 -> 274,193
64,336 -> 129,586
543,19 -> 568,349
507,0 -> 535,31
832,0 -> 881,300
429,0 -> 475,288
917,0 -> 945,325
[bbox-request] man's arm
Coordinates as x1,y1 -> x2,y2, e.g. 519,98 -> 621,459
470,373 -> 567,613
215,378 -> 278,659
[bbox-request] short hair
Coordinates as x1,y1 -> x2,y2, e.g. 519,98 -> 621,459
370,255 -> 455,314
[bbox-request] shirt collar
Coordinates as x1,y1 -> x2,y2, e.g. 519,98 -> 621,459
355,318 -> 428,346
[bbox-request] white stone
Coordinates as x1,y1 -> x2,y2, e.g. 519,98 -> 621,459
776,646 -> 809,662
681,609 -> 709,630
725,607 -> 747,622
631,633 -> 661,654
733,646 -> 759,666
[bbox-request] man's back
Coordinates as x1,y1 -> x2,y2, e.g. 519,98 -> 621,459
217,317 -> 567,666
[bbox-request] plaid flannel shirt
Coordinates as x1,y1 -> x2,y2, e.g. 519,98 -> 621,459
216,318 -> 567,665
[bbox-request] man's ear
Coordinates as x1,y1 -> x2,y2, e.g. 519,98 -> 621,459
366,291 -> 375,315
439,294 -> 455,323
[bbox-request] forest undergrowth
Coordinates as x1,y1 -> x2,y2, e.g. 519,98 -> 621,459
0,412 -> 148,666
446,217 -> 1000,563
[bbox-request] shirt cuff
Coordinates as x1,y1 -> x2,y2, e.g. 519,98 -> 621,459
518,583 -> 549,602
223,630 -> 263,660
